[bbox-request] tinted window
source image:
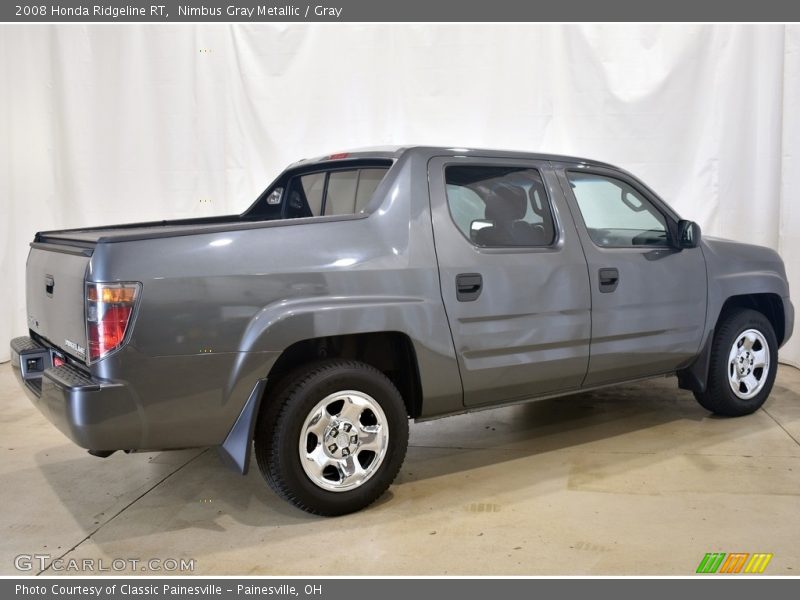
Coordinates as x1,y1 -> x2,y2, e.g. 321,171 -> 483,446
445,166 -> 556,247
354,169 -> 386,213
325,170 -> 359,215
324,168 -> 388,215
300,173 -> 325,215
284,167 -> 388,219
567,172 -> 669,247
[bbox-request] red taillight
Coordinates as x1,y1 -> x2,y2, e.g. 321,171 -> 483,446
86,282 -> 140,362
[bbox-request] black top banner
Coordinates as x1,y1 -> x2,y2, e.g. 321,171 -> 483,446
2,0 -> 800,23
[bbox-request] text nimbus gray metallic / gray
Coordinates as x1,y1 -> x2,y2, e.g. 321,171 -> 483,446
177,4 -> 303,17
20,3 -> 346,20
7,0 -> 800,22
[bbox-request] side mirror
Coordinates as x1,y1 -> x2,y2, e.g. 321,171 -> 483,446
676,220 -> 701,249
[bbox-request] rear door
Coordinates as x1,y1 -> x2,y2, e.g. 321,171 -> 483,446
555,164 -> 707,385
428,156 -> 591,407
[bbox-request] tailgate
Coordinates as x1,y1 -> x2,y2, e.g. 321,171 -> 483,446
26,243 -> 92,362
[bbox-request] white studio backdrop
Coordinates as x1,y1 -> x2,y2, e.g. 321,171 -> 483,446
1,24 -> 799,365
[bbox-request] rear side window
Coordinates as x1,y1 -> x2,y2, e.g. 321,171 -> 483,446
445,166 -> 556,247
284,167 -> 389,218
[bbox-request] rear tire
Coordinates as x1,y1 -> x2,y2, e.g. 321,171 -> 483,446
694,308 -> 778,416
254,359 -> 409,516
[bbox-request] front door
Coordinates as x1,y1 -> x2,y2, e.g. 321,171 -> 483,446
555,165 -> 707,386
428,156 -> 592,407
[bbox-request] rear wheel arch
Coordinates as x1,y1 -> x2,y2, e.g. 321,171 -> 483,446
253,358 -> 410,515
261,331 -> 424,420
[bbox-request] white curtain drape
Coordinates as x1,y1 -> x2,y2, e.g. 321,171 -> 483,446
2,24 -> 799,365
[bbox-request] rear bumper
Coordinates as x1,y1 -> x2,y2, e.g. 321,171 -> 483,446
10,336 -> 143,451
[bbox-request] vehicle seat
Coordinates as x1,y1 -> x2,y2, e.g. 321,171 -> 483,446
474,183 -> 537,247
286,190 -> 312,218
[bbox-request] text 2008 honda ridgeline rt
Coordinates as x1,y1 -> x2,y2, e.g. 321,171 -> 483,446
11,146 -> 793,515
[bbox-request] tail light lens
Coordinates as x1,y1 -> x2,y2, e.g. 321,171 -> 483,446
86,282 -> 141,362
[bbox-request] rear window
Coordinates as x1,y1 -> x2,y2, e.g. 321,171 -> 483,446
445,165 -> 556,247
284,167 -> 389,218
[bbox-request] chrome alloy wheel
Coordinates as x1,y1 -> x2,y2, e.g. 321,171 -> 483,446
298,390 -> 389,492
727,328 -> 770,400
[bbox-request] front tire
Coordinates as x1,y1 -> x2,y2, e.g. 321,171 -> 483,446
694,308 -> 778,416
254,359 -> 409,516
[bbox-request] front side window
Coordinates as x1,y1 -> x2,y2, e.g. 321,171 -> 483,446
284,167 -> 389,219
567,172 -> 670,247
445,166 -> 556,248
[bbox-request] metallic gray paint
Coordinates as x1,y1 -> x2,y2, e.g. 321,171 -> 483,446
554,164 -> 708,386
26,248 -> 90,362
11,146 -> 794,473
428,156 -> 591,406
702,236 -> 791,332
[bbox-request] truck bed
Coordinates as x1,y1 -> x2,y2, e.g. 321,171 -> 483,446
34,214 -> 249,245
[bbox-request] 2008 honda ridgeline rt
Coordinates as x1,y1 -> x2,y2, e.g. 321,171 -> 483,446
11,146 -> 793,515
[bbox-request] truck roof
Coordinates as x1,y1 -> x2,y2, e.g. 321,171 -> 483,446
294,145 -> 617,169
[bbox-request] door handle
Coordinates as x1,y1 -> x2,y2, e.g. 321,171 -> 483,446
456,273 -> 483,302
598,268 -> 619,293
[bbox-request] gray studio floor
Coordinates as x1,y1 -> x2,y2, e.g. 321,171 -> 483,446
1,361 -> 798,576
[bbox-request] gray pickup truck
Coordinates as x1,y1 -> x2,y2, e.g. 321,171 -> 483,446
10,146 -> 793,515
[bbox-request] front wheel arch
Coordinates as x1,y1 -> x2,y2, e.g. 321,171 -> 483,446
693,308 -> 778,416
678,294 -> 785,394
719,294 -> 786,346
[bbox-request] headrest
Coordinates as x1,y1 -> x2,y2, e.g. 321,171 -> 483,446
485,183 -> 528,223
